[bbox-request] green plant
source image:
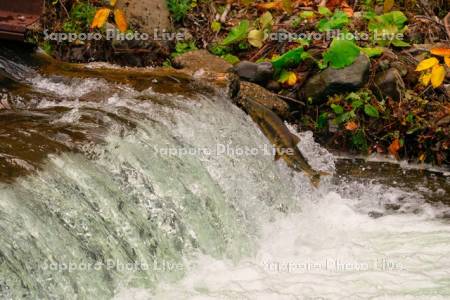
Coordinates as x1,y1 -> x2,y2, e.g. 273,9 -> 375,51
221,20 -> 250,46
323,39 -> 360,69
367,11 -> 409,47
317,10 -> 349,32
222,54 -> 240,64
40,41 -> 53,55
272,47 -> 306,74
328,90 -> 381,127
167,0 -> 193,22
171,41 -> 198,58
62,2 -> 96,33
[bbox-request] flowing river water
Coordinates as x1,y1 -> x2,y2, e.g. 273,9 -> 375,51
1,44 -> 450,299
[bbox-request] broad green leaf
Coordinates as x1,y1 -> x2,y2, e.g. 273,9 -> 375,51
271,47 -> 305,73
318,6 -> 332,17
300,11 -> 315,19
317,10 -> 349,32
368,11 -> 408,46
335,112 -> 351,124
221,20 -> 250,46
323,39 -> 360,69
317,112 -> 328,129
222,54 -> 240,65
360,47 -> 384,57
364,104 -> 379,118
248,29 -> 265,48
391,38 -> 409,47
331,104 -> 344,114
351,100 -> 364,109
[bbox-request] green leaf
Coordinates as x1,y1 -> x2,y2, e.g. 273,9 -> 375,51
335,112 -> 351,124
271,47 -> 305,73
364,104 -> 379,118
323,39 -> 360,69
318,6 -> 332,17
300,11 -> 315,19
351,130 -> 368,151
331,104 -> 344,114
391,38 -> 409,47
360,47 -> 384,57
221,20 -> 250,46
211,21 -> 221,33
351,100 -> 364,109
222,54 -> 240,64
368,11 -> 408,46
317,112 -> 329,129
317,10 -> 349,32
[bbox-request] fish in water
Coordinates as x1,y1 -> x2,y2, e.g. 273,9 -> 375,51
241,98 -> 329,187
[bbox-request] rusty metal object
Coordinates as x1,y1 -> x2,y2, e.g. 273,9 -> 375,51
0,0 -> 44,40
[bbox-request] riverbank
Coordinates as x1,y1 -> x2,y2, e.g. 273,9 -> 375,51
31,0 -> 450,165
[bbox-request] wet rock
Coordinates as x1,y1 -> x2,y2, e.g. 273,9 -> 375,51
117,0 -> 171,34
299,55 -> 370,103
173,50 -> 238,100
232,61 -> 274,84
173,50 -> 232,74
372,68 -> 405,101
239,81 -> 290,119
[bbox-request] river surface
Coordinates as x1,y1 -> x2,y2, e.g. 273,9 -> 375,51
1,45 -> 450,299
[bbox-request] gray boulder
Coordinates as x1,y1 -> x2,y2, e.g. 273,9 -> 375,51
372,68 -> 405,101
299,54 -> 370,103
233,61 -> 274,84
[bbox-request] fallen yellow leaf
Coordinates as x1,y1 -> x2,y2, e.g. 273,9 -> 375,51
431,64 -> 445,88
420,72 -> 432,86
91,8 -> 111,29
114,9 -> 128,32
415,57 -> 439,72
445,56 -> 450,68
110,0 -> 117,6
430,48 -> 450,57
248,29 -> 265,48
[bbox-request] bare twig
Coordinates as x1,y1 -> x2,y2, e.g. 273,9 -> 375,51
220,4 -> 231,23
59,0 -> 70,18
277,94 -> 305,106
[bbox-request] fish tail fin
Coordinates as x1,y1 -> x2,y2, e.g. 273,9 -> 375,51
310,173 -> 321,188
309,171 -> 331,188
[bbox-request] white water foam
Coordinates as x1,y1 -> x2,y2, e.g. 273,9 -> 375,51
146,186 -> 450,300
3,71 -> 450,300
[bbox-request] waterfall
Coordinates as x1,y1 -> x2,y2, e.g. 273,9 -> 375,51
1,50 -> 450,300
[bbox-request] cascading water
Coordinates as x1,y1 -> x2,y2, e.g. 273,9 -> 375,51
1,48 -> 450,300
